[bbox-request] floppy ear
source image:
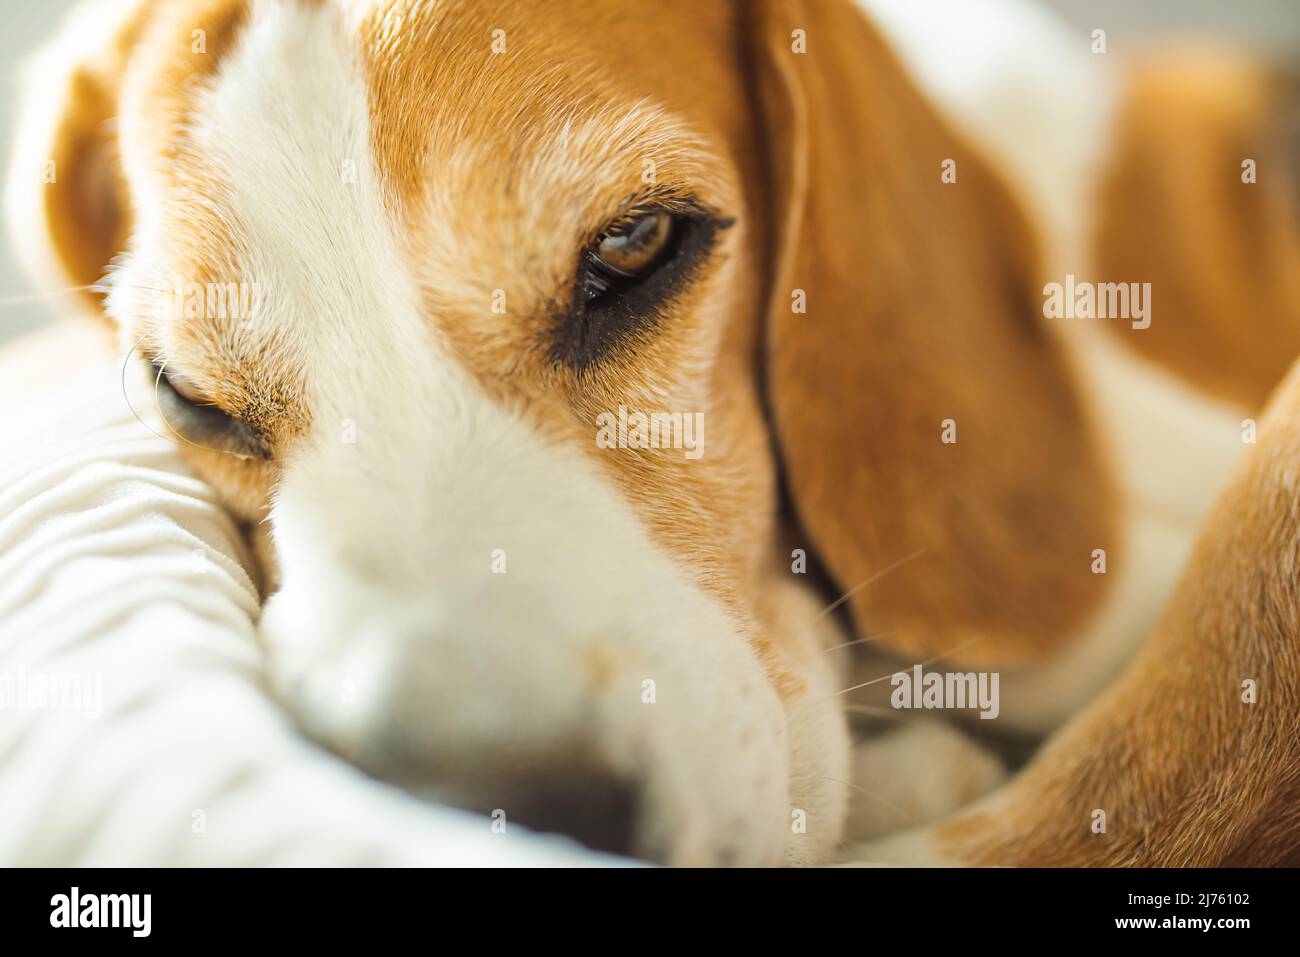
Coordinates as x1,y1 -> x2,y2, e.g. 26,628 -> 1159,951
4,0 -> 158,315
1092,47 -> 1300,412
745,0 -> 1116,665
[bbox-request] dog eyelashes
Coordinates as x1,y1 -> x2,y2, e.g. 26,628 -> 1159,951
555,203 -> 729,371
585,210 -> 675,290
150,359 -> 270,460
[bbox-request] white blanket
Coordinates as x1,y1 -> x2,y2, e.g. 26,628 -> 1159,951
0,333 -> 604,865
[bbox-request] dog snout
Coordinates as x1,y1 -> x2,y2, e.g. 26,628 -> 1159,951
264,586 -> 655,856
263,559 -> 793,865
510,771 -> 640,857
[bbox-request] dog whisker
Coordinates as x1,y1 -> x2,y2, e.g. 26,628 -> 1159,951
119,335 -> 162,438
809,549 -> 927,626
817,774 -> 913,820
822,630 -> 897,654
0,280 -> 176,310
0,285 -> 103,308
823,635 -> 984,701
841,703 -> 911,722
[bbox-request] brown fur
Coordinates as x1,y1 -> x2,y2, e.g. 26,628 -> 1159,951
12,0 -> 1300,864
893,44 -> 1300,869
356,0 -> 803,691
40,0 -> 156,307
936,355 -> 1300,865
360,0 -> 769,599
1093,46 -> 1300,411
41,0 -> 305,536
746,0 -> 1117,666
921,51 -> 1300,866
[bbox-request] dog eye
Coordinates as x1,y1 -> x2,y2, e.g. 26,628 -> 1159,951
581,210 -> 695,304
559,204 -> 727,370
151,361 -> 269,459
589,212 -> 673,280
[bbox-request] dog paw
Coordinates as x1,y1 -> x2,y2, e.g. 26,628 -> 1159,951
842,718 -> 1005,844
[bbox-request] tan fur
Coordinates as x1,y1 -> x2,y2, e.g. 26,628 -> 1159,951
355,0 -> 808,694
1093,46 -> 1300,411
23,0 -> 154,311
13,0 -> 295,530
888,47 -> 1300,868
12,0 -> 1300,864
359,0 -> 772,600
746,0 -> 1117,666
927,354 -> 1300,865
20,0 -> 813,707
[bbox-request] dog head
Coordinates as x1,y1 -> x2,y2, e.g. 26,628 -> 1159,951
11,0 -> 1112,864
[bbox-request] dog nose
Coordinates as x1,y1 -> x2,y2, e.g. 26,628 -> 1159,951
499,770 -> 641,858
431,765 -> 643,859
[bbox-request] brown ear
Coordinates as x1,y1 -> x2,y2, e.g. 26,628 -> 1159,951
1092,46 -> 1300,411
4,0 -> 160,315
745,0 -> 1116,665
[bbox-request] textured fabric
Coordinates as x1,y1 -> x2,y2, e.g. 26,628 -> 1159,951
0,342 -> 600,865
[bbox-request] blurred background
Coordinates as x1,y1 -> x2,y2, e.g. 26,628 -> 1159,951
1,0 -> 1298,344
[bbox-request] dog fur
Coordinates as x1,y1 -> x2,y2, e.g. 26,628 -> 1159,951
8,0 -> 1300,865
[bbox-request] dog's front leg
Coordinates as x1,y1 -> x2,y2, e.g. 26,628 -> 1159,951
857,359 -> 1300,867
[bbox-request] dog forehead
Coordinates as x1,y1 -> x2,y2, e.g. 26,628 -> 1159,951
352,0 -> 743,101
354,0 -> 750,201
126,0 -> 749,295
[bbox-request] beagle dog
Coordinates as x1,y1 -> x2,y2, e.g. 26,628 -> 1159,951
8,0 -> 1300,866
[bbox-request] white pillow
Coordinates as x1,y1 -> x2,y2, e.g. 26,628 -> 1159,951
0,329 -> 605,865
